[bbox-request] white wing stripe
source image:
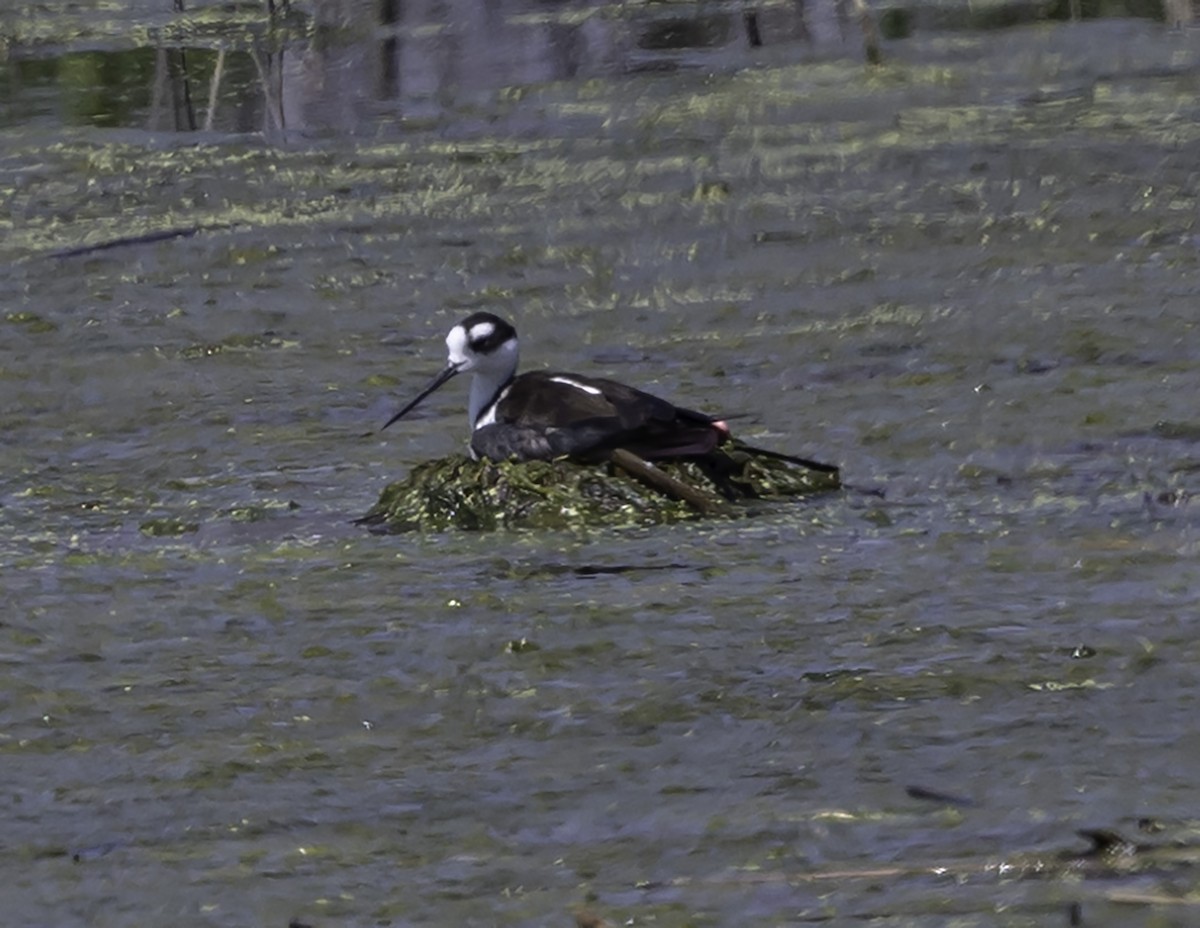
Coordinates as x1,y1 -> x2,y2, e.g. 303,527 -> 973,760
548,376 -> 602,396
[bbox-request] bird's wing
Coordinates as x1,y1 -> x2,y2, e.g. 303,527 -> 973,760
499,371 -> 721,459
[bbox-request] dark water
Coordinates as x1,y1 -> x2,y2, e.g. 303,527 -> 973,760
2,2 -> 1200,926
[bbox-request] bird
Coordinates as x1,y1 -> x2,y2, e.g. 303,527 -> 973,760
378,312 -> 837,495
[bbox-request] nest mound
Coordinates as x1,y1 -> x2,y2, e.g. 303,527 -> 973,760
357,447 -> 840,532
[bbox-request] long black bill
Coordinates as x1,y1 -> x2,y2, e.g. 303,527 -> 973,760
379,363 -> 462,432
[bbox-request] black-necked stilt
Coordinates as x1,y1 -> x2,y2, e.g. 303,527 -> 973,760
378,312 -> 837,492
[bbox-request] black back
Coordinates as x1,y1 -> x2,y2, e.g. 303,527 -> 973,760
492,370 -> 723,461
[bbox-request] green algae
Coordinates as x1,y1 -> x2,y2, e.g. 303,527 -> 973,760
357,450 -> 840,533
139,517 -> 199,536
175,331 -> 295,360
4,311 -> 57,333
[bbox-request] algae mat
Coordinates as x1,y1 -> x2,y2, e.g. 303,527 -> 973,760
357,452 -> 842,532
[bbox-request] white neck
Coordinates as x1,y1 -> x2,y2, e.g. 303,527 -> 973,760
469,369 -> 509,427
466,338 -> 519,427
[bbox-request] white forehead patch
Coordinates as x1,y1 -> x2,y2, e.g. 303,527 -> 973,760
445,324 -> 470,364
468,320 -> 495,343
549,376 -> 602,396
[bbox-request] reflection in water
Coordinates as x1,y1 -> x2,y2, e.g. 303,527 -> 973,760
1,47 -> 264,133
636,14 -> 736,50
2,0 -> 862,139
154,48 -> 197,132
0,0 -> 1177,139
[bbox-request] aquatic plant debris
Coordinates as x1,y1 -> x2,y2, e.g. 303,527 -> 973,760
356,447 -> 841,532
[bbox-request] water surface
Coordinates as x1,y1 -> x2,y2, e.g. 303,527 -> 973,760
2,3 -> 1200,926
